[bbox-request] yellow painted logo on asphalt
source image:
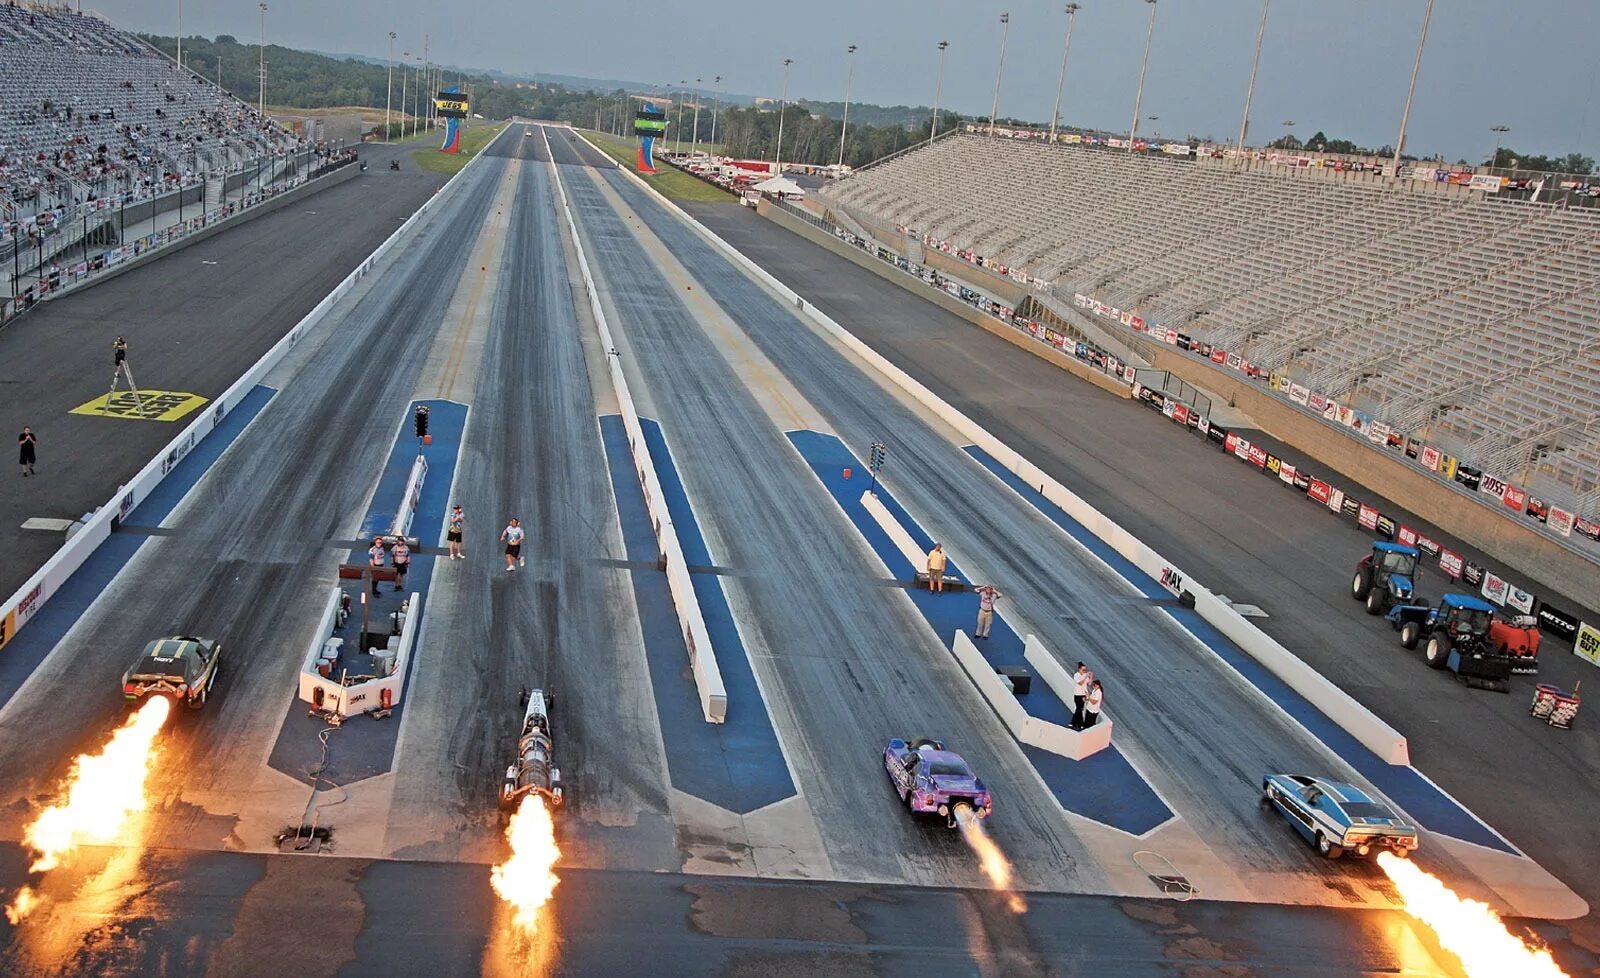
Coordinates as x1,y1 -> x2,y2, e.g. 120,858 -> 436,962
70,390 -> 209,422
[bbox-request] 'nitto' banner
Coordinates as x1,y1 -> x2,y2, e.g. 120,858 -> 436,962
1537,604 -> 1580,642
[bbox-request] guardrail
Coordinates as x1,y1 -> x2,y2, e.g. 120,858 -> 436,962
541,126 -> 727,723
578,127 -> 1410,766
0,127 -> 503,657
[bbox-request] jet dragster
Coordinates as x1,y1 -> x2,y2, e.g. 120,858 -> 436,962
500,687 -> 563,811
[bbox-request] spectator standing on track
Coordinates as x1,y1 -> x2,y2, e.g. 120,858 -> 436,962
446,504 -> 464,559
18,426 -> 37,476
391,537 -> 410,591
974,583 -> 1002,638
367,536 -> 386,595
1072,662 -> 1092,729
1083,680 -> 1105,729
926,543 -> 947,593
501,517 -> 525,571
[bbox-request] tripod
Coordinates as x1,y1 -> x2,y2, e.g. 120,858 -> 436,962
104,357 -> 146,413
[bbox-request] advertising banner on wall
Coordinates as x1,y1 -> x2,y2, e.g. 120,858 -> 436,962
1416,534 -> 1441,558
1308,480 -> 1331,505
1375,514 -> 1397,540
1463,560 -> 1485,586
1507,586 -> 1535,614
1396,525 -> 1418,547
1537,604 -> 1580,642
1549,506 -> 1575,537
1481,571 -> 1509,606
1358,504 -> 1379,531
1575,622 -> 1600,667
1438,549 -> 1464,579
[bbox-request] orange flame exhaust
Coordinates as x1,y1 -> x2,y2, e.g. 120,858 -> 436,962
5,696 -> 171,922
1376,852 -> 1569,978
953,803 -> 1027,913
490,795 -> 560,932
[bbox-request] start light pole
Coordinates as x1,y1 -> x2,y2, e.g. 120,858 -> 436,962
868,441 -> 886,495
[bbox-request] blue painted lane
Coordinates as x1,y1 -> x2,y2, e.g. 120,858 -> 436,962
602,416 -> 794,814
963,445 -> 1516,854
266,399 -> 466,787
787,429 -> 1172,836
0,384 -> 275,712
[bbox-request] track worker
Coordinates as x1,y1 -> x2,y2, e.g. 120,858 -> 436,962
974,584 -> 1003,638
1083,680 -> 1105,729
18,426 -> 37,477
1072,663 -> 1092,729
926,543 -> 947,593
447,504 -> 465,559
367,536 -> 386,595
391,537 -> 411,591
501,517 -> 525,571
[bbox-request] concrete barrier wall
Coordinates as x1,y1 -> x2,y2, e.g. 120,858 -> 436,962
951,630 -> 1030,736
758,201 -> 1132,402
543,128 -> 727,723
391,455 -> 427,538
1145,345 -> 1600,614
859,489 -> 924,571
1,134 -> 494,658
585,129 -> 1410,766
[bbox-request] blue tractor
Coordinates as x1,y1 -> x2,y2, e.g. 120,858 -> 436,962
1350,542 -> 1420,616
1386,593 -> 1513,691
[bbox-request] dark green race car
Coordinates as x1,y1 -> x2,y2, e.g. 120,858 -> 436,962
121,636 -> 222,710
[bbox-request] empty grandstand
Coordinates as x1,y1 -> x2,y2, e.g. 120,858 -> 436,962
817,130 -> 1600,534
1,4 -> 300,277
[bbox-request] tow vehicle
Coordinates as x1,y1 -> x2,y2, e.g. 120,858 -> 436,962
1350,541 -> 1420,616
121,636 -> 222,710
883,737 -> 992,828
500,687 -> 563,811
1387,593 -> 1515,690
1261,773 -> 1419,860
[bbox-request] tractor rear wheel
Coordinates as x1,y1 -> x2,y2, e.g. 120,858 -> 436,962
1365,590 -> 1385,616
1351,570 -> 1372,600
1425,634 -> 1452,670
1400,621 -> 1421,650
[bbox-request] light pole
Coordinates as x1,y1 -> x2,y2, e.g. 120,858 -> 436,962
930,40 -> 949,145
989,13 -> 1010,136
385,32 -> 396,142
176,0 -> 181,73
839,45 -> 857,167
400,52 -> 410,139
691,78 -> 703,156
1392,0 -> 1435,179
257,2 -> 267,118
711,75 -> 723,148
1489,125 -> 1510,168
1128,0 -> 1157,152
774,58 -> 793,176
676,79 -> 687,154
414,56 -> 424,137
1049,4 -> 1080,142
1237,0 -> 1270,156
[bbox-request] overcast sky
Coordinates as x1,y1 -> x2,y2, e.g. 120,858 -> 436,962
92,0 -> 1600,163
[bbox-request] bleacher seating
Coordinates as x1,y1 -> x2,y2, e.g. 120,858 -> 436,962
0,4 -> 296,231
818,131 -> 1600,517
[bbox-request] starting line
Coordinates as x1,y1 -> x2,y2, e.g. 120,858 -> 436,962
69,389 -> 209,422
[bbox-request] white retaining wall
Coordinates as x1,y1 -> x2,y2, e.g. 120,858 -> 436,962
391,455 -> 428,539
0,129 -> 502,658
542,127 -> 727,723
580,129 -> 1410,766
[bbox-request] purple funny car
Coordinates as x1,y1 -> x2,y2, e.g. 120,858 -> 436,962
883,737 -> 993,827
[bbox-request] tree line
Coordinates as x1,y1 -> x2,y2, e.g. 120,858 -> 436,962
1268,129 -> 1594,174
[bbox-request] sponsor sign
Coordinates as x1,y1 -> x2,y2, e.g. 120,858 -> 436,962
1502,484 -> 1527,513
1367,421 -> 1390,445
1172,403 -> 1190,425
1162,399 -> 1177,419
1575,622 -> 1600,667
1375,514 -> 1396,540
1290,383 -> 1310,405
69,389 -> 210,423
1210,349 -> 1227,364
1226,353 -> 1243,370
1226,432 -> 1241,456
1207,424 -> 1227,445
1339,494 -> 1359,518
1462,560 -> 1485,587
1265,454 -> 1282,476
1438,549 -> 1464,579
1307,480 -> 1331,505
1506,586 -> 1535,615
1419,445 -> 1440,470
1469,173 -> 1506,193
1279,463 -> 1298,487
1358,504 -> 1379,531
1479,473 -> 1508,498
1537,604 -> 1580,643
1396,525 -> 1418,548
1293,469 -> 1312,491
1159,566 -> 1185,597
1246,445 -> 1268,469
1415,535 -> 1441,558
1308,393 -> 1327,412
1481,571 -> 1508,606
1195,414 -> 1210,436
161,431 -> 198,476
1525,495 -> 1548,522
1548,506 -> 1574,537
1453,464 -> 1479,490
